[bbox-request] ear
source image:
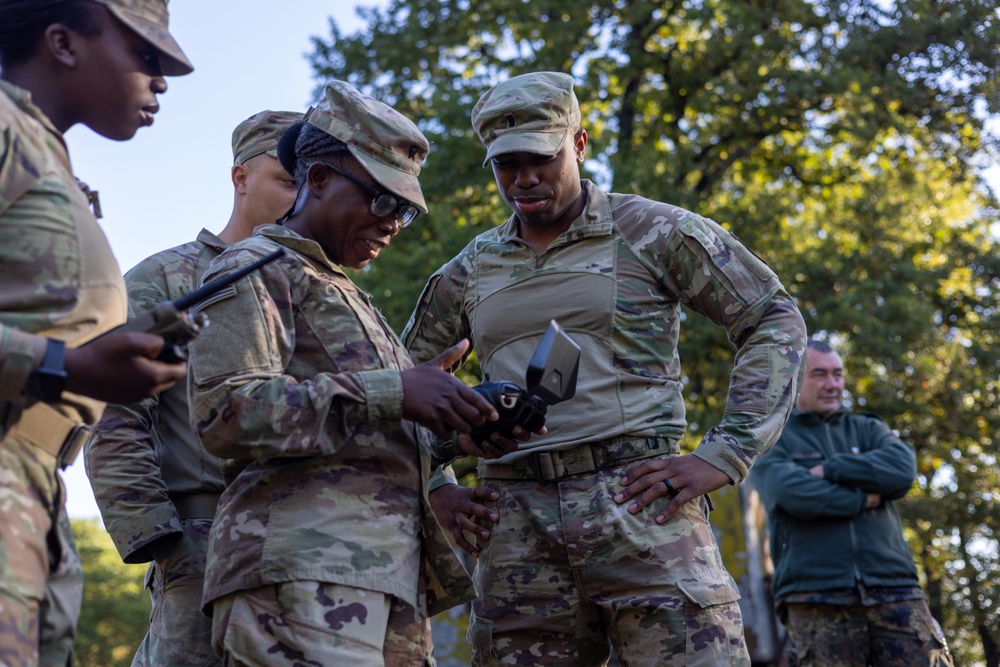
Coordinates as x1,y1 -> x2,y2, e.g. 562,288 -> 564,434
44,24 -> 79,69
574,129 -> 588,164
232,164 -> 248,193
305,162 -> 331,199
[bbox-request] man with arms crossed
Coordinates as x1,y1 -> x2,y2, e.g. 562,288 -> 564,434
750,339 -> 952,666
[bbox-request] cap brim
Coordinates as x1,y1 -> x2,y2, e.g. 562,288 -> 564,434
348,145 -> 428,214
107,6 -> 194,76
482,128 -> 568,167
234,147 -> 280,165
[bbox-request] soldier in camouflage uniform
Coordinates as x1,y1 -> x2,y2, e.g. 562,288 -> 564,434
0,1 -> 191,664
750,340 -> 953,666
83,110 -> 301,667
404,71 -> 808,666
186,80 -> 509,666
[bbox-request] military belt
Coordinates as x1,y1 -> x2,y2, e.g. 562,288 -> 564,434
10,402 -> 90,470
172,493 -> 220,520
479,436 -> 675,483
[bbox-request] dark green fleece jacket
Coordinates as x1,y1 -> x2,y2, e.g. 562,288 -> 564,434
749,409 -> 919,601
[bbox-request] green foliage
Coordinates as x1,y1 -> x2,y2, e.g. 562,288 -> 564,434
71,519 -> 150,667
310,0 -> 999,662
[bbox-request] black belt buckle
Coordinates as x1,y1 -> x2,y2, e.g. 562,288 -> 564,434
57,423 -> 91,470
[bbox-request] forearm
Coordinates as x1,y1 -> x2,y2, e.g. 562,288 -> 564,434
754,461 -> 867,520
695,289 -> 807,482
402,262 -> 469,365
83,400 -> 181,563
823,427 -> 917,498
192,368 -> 404,460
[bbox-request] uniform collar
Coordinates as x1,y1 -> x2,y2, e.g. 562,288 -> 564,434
255,223 -> 349,278
196,228 -> 229,253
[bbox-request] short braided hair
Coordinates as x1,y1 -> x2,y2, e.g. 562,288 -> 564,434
276,121 -> 353,187
0,0 -> 103,69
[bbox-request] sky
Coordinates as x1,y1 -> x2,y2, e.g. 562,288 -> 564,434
63,0 -> 386,519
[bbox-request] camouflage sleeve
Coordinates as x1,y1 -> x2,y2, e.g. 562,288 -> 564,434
428,464 -> 459,493
84,397 -> 181,563
83,258 -> 180,563
188,248 -> 406,460
654,212 -> 807,482
0,326 -> 46,403
0,123 -> 38,219
401,252 -> 474,463
401,250 -> 472,364
0,122 -> 49,401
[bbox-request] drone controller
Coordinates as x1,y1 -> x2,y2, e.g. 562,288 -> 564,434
469,320 -> 581,445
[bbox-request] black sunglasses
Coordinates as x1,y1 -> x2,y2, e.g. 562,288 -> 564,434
320,162 -> 419,227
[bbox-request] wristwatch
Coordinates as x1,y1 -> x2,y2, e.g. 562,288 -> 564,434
26,338 -> 68,404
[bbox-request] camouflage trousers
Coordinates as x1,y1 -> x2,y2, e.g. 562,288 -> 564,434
211,581 -> 434,667
784,599 -> 954,666
470,462 -> 751,667
131,518 -> 219,667
0,438 -> 82,667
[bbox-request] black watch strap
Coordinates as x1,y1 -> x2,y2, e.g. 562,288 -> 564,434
27,338 -> 68,404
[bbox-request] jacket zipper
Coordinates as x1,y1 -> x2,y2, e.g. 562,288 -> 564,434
825,422 -> 864,583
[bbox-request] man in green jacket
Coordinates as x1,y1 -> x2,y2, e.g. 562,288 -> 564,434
750,339 -> 952,666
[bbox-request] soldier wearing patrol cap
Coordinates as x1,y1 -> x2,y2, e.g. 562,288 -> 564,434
0,0 -> 191,663
84,110 -> 302,667
186,81 -> 509,666
404,71 -> 808,666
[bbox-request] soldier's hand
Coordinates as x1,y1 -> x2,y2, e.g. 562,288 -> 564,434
401,340 -> 498,439
66,332 -> 186,403
429,483 -> 499,558
613,454 -> 732,524
454,423 -> 541,460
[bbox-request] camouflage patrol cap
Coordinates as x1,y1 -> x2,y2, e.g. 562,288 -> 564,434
232,110 -> 303,165
304,81 -> 430,213
471,72 -> 580,166
90,0 -> 193,76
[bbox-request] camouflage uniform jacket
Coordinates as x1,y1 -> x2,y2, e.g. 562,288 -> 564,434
84,229 -> 227,563
187,224 -> 474,616
0,80 -> 126,439
750,408 -> 921,603
404,180 -> 806,484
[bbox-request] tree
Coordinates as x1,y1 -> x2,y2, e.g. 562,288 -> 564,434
72,519 -> 150,667
310,0 -> 999,661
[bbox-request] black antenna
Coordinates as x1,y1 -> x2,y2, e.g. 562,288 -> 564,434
173,249 -> 284,311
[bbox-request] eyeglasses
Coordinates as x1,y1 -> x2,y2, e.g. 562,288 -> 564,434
320,162 -> 419,227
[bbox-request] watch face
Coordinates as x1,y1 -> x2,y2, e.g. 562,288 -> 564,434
29,340 -> 68,403
30,367 -> 68,403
